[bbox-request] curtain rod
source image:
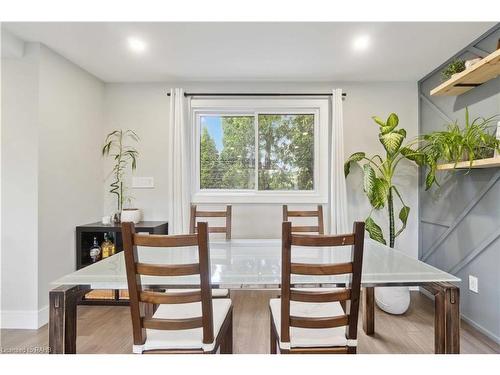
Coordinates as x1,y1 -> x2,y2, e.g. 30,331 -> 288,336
166,92 -> 347,97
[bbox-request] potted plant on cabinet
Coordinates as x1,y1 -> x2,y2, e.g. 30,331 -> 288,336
344,113 -> 424,314
102,129 -> 140,223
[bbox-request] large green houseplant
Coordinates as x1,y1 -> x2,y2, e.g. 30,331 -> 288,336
344,113 -> 420,248
344,113 -> 423,314
102,130 -> 139,221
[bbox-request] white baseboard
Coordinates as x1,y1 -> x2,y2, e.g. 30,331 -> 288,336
461,314 -> 500,344
418,288 -> 499,344
1,305 -> 48,329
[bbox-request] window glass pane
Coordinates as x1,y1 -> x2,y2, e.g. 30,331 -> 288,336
200,115 -> 255,189
258,114 -> 314,191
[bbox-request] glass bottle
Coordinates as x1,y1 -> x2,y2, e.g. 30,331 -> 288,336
101,233 -> 115,258
89,236 -> 101,263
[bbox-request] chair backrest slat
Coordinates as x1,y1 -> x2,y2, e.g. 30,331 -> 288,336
291,234 -> 354,247
190,205 -> 232,239
140,290 -> 202,304
142,317 -> 203,330
136,262 -> 200,276
122,221 -> 214,347
290,315 -> 349,329
290,289 -> 351,303
280,221 -> 365,347
283,205 -> 324,234
134,233 -> 198,247
290,262 -> 353,276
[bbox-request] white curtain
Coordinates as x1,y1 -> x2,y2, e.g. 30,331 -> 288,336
167,88 -> 190,234
330,88 -> 349,234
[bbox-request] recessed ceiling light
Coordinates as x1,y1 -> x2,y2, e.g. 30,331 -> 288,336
352,35 -> 371,52
128,37 -> 147,53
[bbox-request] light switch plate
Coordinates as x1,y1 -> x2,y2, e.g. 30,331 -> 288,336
132,177 -> 154,189
468,275 -> 479,293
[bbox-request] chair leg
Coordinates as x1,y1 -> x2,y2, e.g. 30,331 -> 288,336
221,310 -> 233,354
270,319 -> 277,354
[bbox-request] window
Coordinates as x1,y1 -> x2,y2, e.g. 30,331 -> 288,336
192,99 -> 329,203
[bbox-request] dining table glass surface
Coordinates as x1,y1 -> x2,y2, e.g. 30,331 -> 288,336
52,238 -> 460,289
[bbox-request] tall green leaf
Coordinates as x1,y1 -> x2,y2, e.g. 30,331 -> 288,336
344,152 -> 365,177
365,217 -> 386,245
362,164 -> 377,197
362,164 -> 388,209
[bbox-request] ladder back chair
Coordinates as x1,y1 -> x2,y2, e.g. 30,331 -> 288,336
186,204 -> 232,298
122,221 -> 233,354
283,205 -> 324,234
190,204 -> 232,240
269,221 -> 365,354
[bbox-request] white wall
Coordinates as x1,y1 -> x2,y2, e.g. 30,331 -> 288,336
37,45 -> 104,312
104,81 -> 419,257
1,43 -> 40,328
1,37 -> 105,328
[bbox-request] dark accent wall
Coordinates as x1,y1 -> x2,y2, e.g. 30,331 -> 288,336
418,25 -> 500,343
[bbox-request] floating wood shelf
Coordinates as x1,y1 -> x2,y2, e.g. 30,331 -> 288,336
430,48 -> 500,96
436,156 -> 500,170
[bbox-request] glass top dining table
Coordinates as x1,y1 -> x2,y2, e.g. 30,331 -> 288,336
53,238 -> 459,289
49,237 -> 462,354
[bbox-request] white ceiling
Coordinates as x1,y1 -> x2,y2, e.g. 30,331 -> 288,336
3,22 -> 495,82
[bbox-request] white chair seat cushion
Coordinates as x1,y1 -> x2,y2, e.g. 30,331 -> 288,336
133,298 -> 231,353
165,288 -> 229,297
269,297 -> 349,350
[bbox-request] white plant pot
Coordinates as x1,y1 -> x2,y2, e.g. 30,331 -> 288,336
121,208 -> 142,224
375,286 -> 410,315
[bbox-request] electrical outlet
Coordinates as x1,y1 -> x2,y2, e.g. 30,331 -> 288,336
468,275 -> 479,293
132,177 -> 154,189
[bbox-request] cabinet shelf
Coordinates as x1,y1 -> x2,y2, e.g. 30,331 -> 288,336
430,48 -> 500,96
436,156 -> 500,171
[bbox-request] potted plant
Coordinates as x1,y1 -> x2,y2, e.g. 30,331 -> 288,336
441,58 -> 466,81
345,113 -> 423,314
102,129 -> 140,223
418,108 -> 499,190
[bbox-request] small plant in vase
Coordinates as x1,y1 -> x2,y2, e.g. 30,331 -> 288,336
344,113 -> 424,314
102,129 -> 140,223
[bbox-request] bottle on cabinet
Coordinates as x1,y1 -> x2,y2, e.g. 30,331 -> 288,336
89,236 -> 101,263
101,232 -> 116,258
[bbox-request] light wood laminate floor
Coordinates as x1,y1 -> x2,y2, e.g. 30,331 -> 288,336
1,291 -> 498,354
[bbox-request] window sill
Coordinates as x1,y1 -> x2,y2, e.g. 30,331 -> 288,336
192,191 -> 327,204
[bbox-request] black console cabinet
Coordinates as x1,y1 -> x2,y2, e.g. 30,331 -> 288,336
76,221 -> 168,270
75,221 -> 168,305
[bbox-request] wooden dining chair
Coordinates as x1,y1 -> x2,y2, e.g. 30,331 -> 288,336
282,205 -> 324,234
190,204 -> 232,240
122,221 -> 233,354
269,221 -> 365,354
184,204 -> 232,298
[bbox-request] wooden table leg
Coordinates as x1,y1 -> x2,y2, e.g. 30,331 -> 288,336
49,285 -> 89,354
424,282 -> 460,354
362,287 -> 375,335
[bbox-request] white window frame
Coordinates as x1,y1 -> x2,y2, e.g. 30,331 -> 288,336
190,98 -> 329,204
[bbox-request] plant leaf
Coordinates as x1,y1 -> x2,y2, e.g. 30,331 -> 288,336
395,205 -> 410,238
365,217 -> 386,245
380,113 -> 399,134
344,152 -> 365,177
371,178 -> 389,209
362,164 -> 377,197
425,167 -> 436,190
363,164 -> 388,209
400,147 -> 425,166
372,116 -> 386,127
379,130 -> 405,155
